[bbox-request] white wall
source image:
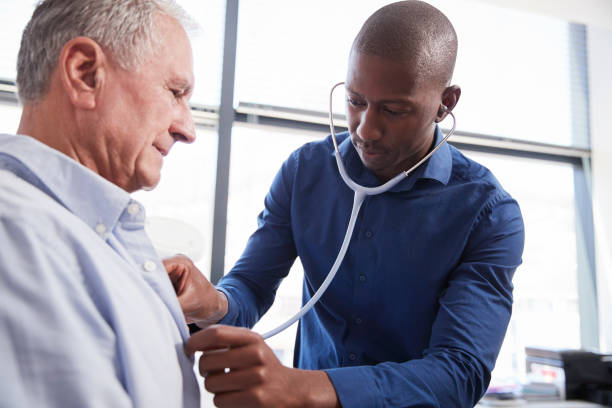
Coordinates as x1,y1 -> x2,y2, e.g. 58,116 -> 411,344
0,101 -> 21,135
588,26 -> 612,353
475,0 -> 612,29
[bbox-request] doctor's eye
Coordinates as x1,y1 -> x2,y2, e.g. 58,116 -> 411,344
347,97 -> 366,108
383,106 -> 405,117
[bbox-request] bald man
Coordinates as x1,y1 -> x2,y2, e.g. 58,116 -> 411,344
168,1 -> 524,407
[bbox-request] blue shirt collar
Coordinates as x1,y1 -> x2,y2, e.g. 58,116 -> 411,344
0,134 -> 131,233
333,125 -> 452,192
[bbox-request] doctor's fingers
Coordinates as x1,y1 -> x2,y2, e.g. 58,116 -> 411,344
211,388 -> 272,408
164,256 -> 192,292
204,365 -> 268,394
199,342 -> 274,375
186,325 -> 262,355
167,268 -> 188,295
163,253 -> 194,272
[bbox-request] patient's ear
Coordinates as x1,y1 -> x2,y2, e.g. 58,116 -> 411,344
58,37 -> 107,110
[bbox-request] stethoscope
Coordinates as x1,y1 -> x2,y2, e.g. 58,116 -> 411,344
261,82 -> 456,339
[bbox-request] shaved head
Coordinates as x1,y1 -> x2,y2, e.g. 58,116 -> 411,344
352,0 -> 458,89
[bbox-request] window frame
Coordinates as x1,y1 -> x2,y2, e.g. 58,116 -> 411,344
0,0 -> 598,358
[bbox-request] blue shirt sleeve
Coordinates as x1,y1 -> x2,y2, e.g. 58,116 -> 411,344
217,151 -> 299,328
325,192 -> 525,408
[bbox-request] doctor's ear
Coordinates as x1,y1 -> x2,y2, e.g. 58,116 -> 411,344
435,85 -> 461,123
59,36 -> 108,110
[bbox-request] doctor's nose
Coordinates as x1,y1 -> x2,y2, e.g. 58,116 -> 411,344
356,108 -> 383,142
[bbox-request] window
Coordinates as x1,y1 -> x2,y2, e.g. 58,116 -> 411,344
0,0 -> 598,395
235,0 -> 395,113
235,0 -> 586,147
0,102 -> 21,135
225,123 -> 320,365
178,0 -> 225,107
439,0 -> 580,147
0,1 -> 37,81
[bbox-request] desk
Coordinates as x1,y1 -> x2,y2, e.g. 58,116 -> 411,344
476,400 -> 606,407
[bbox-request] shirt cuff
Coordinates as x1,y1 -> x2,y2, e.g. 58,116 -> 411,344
325,366 -> 380,408
214,287 -> 239,326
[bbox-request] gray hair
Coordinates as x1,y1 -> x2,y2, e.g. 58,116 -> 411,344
16,0 -> 194,103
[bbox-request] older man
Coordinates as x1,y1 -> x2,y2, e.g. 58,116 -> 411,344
169,1 -> 525,407
0,0 -> 199,406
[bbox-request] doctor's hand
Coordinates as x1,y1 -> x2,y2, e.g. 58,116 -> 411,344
163,254 -> 228,327
186,325 -> 340,408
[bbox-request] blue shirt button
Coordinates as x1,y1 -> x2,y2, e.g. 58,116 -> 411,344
359,274 -> 366,282
354,317 -> 362,325
364,229 -> 373,238
349,353 -> 357,361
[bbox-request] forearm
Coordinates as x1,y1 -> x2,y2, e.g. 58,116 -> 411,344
288,369 -> 341,408
216,276 -> 275,328
325,351 -> 487,408
215,155 -> 298,328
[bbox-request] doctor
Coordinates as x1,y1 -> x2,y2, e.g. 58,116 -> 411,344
167,1 -> 525,407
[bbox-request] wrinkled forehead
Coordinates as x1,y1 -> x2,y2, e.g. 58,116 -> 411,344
149,14 -> 195,86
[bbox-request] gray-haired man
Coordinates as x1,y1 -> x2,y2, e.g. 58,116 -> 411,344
0,0 -> 199,406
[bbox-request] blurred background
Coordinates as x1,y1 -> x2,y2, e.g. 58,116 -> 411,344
1,0 -> 610,401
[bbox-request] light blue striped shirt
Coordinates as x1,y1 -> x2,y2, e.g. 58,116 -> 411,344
0,134 -> 200,407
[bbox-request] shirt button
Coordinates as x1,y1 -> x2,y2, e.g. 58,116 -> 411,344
354,317 -> 362,325
143,260 -> 157,272
348,353 -> 357,361
359,274 -> 366,282
95,223 -> 107,235
127,203 -> 140,215
364,229 -> 373,238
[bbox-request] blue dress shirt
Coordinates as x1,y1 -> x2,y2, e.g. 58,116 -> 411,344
0,134 -> 200,407
217,127 -> 525,407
